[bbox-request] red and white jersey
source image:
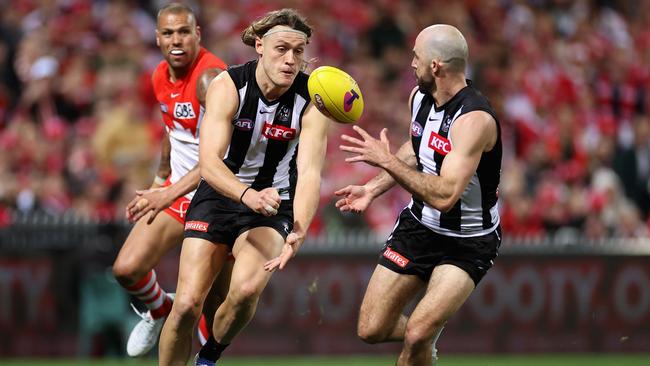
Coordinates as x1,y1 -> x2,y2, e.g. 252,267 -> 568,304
152,47 -> 227,199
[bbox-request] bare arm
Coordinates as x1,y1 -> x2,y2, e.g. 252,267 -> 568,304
153,132 -> 172,188
199,72 -> 245,200
346,111 -> 497,212
291,104 -> 329,239
196,68 -> 224,107
363,140 -> 416,198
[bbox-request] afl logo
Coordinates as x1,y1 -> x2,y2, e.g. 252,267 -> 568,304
314,94 -> 326,111
233,118 -> 253,131
411,121 -> 423,137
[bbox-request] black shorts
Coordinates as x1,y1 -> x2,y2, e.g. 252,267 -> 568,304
378,209 -> 501,285
183,180 -> 293,247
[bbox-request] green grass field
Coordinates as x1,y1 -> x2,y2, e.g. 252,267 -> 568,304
4,354 -> 650,366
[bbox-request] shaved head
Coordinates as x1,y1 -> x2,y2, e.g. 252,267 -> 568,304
416,24 -> 468,73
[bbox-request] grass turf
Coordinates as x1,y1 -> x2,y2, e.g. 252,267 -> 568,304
3,354 -> 650,365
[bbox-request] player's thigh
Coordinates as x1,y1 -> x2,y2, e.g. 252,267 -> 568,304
359,265 -> 424,327
114,212 -> 183,270
229,227 -> 284,295
176,237 -> 230,305
408,264 -> 475,330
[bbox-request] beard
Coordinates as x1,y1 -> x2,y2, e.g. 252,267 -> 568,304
417,74 -> 436,94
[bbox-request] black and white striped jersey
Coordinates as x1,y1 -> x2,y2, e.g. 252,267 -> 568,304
223,60 -> 311,201
407,82 -> 501,237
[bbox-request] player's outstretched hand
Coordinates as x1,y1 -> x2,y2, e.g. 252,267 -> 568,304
340,126 -> 393,167
242,187 -> 281,217
125,187 -> 174,224
334,185 -> 374,213
264,231 -> 304,272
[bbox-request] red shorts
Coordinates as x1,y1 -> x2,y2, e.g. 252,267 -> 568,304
163,194 -> 192,224
161,177 -> 191,224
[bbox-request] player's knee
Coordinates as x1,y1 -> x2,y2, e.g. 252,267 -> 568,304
404,327 -> 433,349
403,325 -> 436,350
229,282 -> 262,306
111,259 -> 144,286
357,320 -> 386,344
169,294 -> 202,326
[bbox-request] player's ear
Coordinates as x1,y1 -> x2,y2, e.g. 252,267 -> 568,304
255,37 -> 264,57
430,59 -> 440,77
155,29 -> 160,47
196,25 -> 201,42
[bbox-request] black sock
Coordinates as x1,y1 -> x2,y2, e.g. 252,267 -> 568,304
198,336 -> 229,361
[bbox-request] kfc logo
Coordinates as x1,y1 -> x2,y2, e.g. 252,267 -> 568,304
428,132 -> 451,155
185,221 -> 208,232
233,119 -> 254,131
262,122 -> 296,141
383,247 -> 409,268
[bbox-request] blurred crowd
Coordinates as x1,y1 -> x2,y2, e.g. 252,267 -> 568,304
0,0 -> 648,240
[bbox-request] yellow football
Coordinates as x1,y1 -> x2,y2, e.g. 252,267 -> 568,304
308,66 -> 364,124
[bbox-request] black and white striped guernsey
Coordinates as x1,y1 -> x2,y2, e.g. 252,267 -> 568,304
223,60 -> 311,201
407,82 -> 501,237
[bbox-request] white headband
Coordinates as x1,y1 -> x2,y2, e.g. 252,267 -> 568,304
262,25 -> 308,40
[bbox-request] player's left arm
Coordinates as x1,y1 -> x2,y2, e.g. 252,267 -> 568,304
382,111 -> 497,211
264,103 -> 330,271
196,67 -> 224,107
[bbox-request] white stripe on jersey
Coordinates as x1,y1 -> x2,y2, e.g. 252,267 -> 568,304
168,105 -> 203,200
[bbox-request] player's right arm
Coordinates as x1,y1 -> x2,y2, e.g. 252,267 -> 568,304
199,72 -> 280,216
153,132 -> 172,188
335,87 -> 419,213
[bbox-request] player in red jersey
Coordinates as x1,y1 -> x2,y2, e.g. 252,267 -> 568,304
111,3 -> 229,357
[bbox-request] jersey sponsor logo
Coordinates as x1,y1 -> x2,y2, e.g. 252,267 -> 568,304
233,118 -> 254,131
262,122 -> 296,141
344,89 -> 360,112
174,102 -> 196,119
383,247 -> 409,268
428,131 -> 451,155
185,220 -> 208,232
411,121 -> 423,137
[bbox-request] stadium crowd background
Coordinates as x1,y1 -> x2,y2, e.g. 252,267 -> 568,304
0,0 -> 648,240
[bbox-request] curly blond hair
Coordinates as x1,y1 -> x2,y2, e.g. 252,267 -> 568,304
241,8 -> 312,47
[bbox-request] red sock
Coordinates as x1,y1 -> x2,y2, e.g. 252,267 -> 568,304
125,270 -> 173,319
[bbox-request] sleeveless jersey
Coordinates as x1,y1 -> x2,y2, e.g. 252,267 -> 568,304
152,47 -> 227,199
224,60 -> 311,201
407,82 -> 502,237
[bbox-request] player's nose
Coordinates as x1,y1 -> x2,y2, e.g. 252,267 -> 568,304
284,50 -> 296,65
